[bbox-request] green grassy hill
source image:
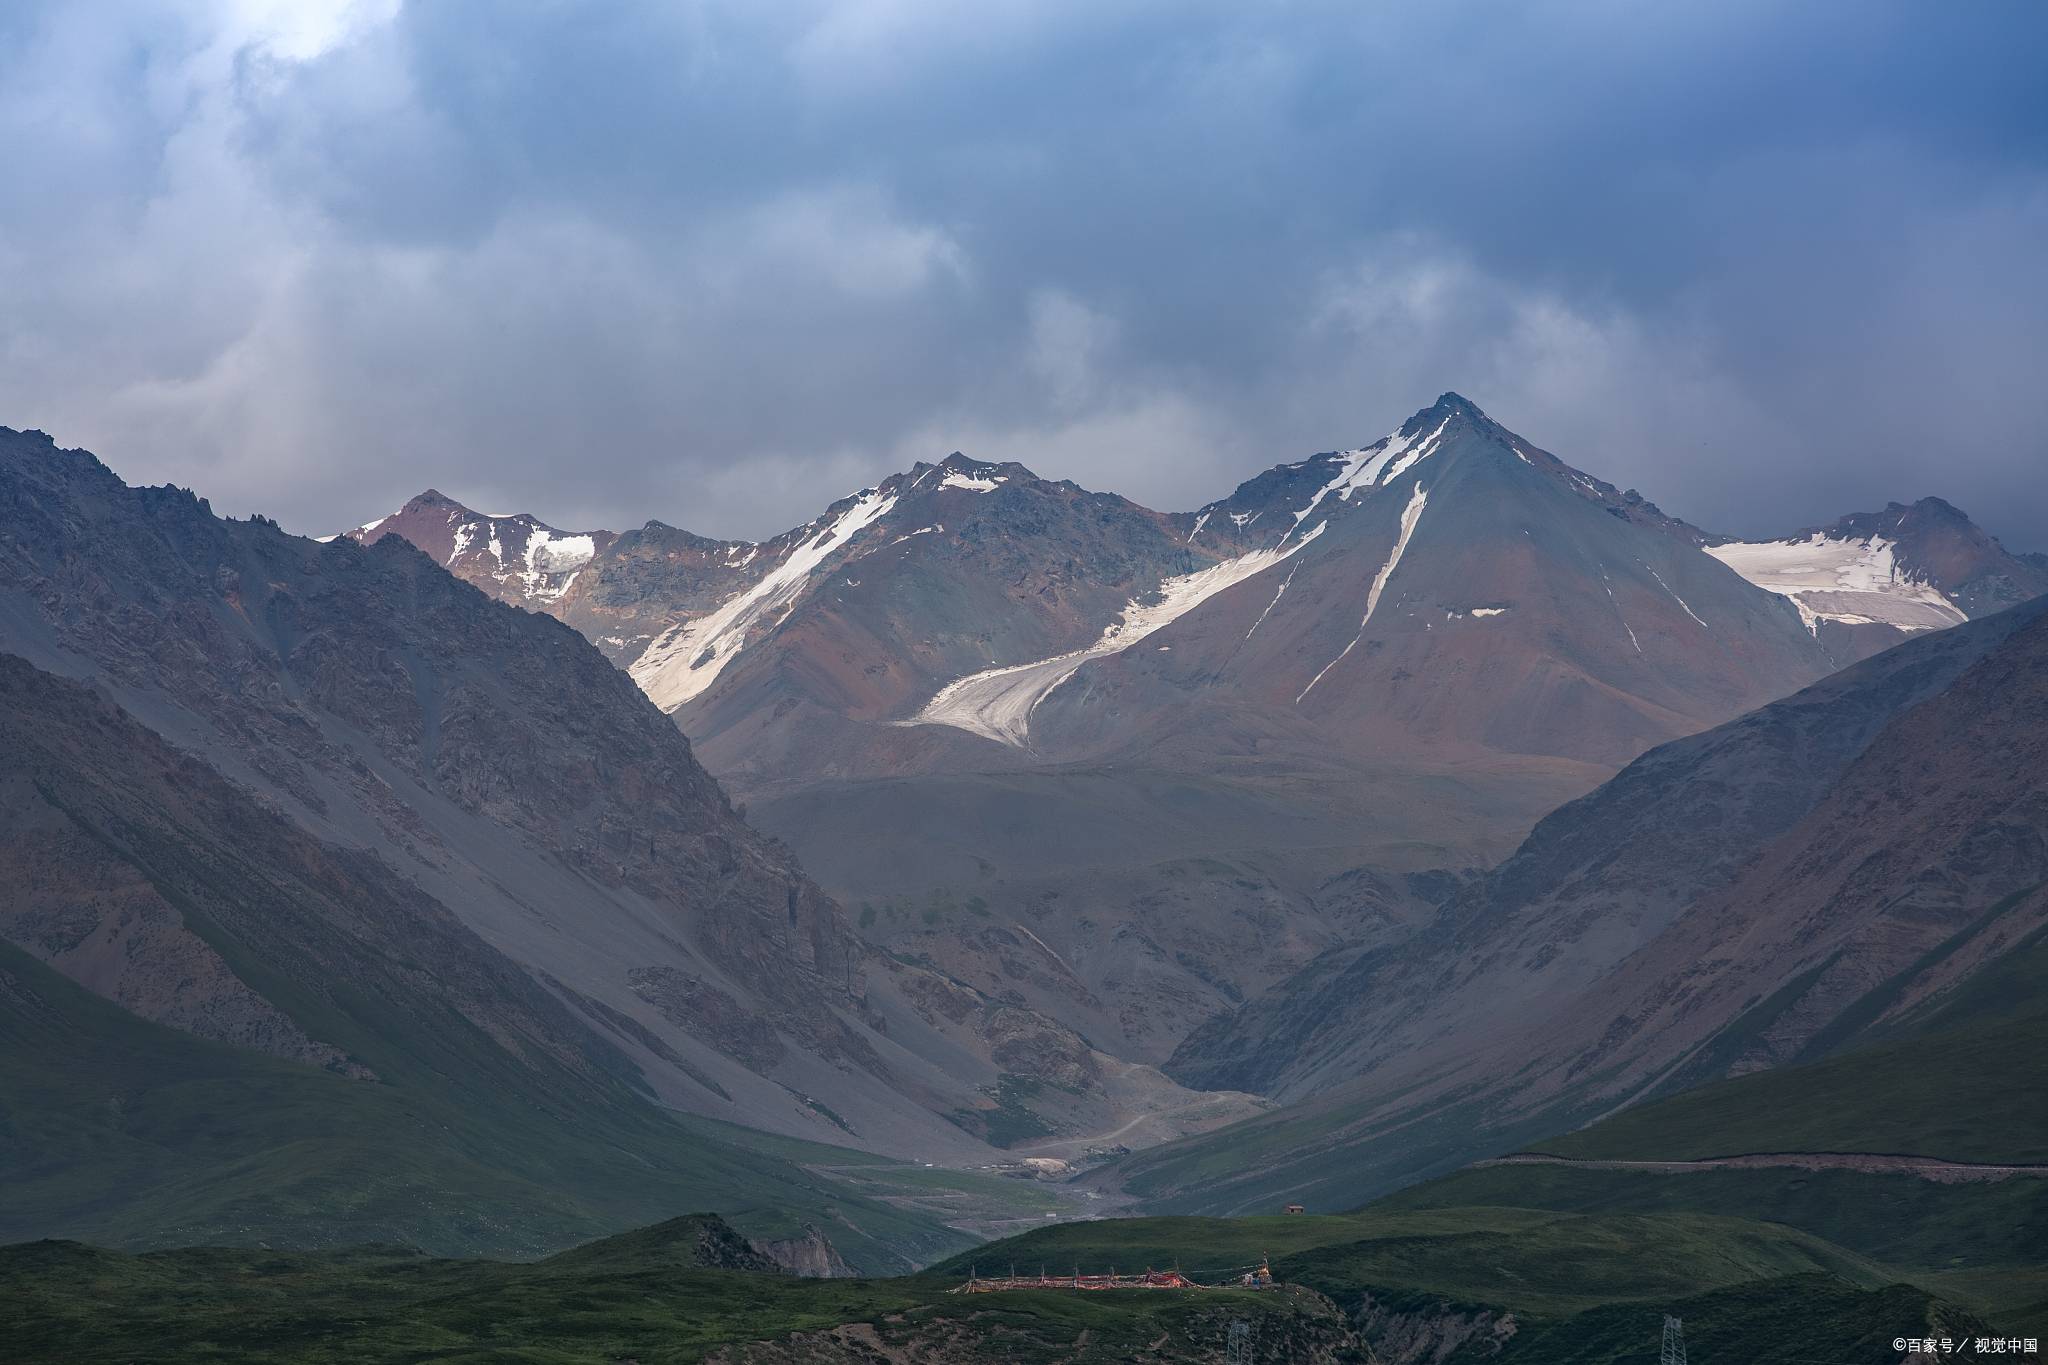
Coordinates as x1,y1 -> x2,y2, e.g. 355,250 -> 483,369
0,1222 -> 1342,1365
0,941 -> 968,1273
927,1206 -> 1889,1315
4,1208 -> 1976,1365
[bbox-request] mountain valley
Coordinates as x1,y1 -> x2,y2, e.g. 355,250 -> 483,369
3,394 -> 2042,1344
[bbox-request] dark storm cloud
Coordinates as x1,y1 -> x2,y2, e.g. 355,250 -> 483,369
2,0 -> 2045,547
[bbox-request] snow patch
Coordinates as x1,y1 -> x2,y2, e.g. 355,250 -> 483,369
1646,567 -> 1708,629
1705,534 -> 1967,635
1285,417 -> 1452,536
910,522 -> 1328,747
1244,561 -> 1301,640
939,470 -> 1004,493
1601,577 -> 1642,654
1298,480 -> 1429,704
631,488 -> 900,710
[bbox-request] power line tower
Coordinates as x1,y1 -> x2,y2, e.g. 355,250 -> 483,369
1225,1319 -> 1254,1365
1660,1315 -> 1688,1365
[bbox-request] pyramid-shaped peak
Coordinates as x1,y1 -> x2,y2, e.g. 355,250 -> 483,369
1399,391 -> 1490,431
398,488 -> 487,516
1902,495 -> 1970,521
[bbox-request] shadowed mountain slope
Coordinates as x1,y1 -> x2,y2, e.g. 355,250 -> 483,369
2,425 -> 1270,1184
1125,594 -> 2048,1214
0,656 -> 969,1267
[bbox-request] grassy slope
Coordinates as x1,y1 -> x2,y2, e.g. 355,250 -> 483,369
1535,912 -> 2048,1165
0,1210 -> 1934,1365
672,1112 -> 1067,1238
1492,1274 -> 1987,1365
1368,945 -> 2048,1334
0,941 -> 969,1273
0,1233 -> 1321,1365
925,1207 -> 1888,1317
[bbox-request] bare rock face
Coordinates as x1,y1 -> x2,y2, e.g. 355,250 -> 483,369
752,1225 -> 857,1279
0,765 -> 360,1074
1350,1290 -> 1518,1365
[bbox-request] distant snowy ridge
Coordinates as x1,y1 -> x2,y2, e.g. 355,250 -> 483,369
1705,533 -> 1968,634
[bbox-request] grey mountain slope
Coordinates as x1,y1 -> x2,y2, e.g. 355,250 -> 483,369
3,426 -> 1255,1161
1031,394 -> 1834,769
0,652 -> 967,1267
1123,593 -> 2048,1215
730,399 -> 1851,1070
0,427 -> 1072,1159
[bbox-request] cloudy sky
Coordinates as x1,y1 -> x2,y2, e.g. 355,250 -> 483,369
3,1 -> 2045,547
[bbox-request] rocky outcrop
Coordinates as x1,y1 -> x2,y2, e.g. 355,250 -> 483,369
1350,1290 -> 1517,1365
754,1224 -> 856,1278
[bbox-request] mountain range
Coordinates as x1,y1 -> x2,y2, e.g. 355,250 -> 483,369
4,393 -> 2042,1267
345,395 -> 2045,1071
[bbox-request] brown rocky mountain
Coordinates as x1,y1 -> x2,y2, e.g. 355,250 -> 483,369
1129,591 -> 2048,1214
695,395 -> 1846,1064
0,426 -> 1252,1174
1024,393 -> 1834,769
1705,496 -> 2048,664
341,397 -> 1942,1075
331,397 -> 2042,1138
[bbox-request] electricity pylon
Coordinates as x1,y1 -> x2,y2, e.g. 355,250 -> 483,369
1661,1315 -> 1688,1365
